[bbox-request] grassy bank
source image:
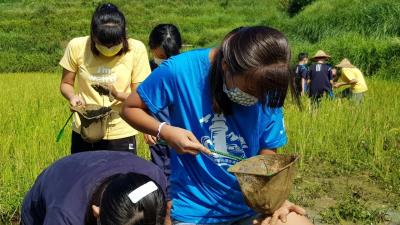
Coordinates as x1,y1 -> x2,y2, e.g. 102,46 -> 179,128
1,0 -> 400,78
0,73 -> 399,224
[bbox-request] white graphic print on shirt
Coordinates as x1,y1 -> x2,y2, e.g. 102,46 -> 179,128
199,113 -> 247,168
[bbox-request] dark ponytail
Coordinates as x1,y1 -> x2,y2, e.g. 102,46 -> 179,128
149,24 -> 182,58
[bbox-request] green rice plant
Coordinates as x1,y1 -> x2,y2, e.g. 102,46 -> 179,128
0,73 -> 150,223
1,73 -> 399,224
283,78 -> 400,192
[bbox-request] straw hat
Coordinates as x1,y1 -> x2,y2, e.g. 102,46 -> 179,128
335,58 -> 355,68
312,50 -> 331,60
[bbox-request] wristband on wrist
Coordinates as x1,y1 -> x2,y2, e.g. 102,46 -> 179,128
156,122 -> 167,141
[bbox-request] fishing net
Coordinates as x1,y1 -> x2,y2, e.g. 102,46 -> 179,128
228,154 -> 299,215
70,104 -> 113,143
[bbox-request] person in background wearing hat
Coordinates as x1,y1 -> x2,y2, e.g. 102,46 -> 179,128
333,58 -> 368,104
307,50 -> 333,106
59,3 -> 151,154
295,52 -> 309,96
21,151 -> 167,225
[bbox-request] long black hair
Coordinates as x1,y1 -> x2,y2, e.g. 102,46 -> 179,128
210,26 -> 300,114
85,173 -> 166,225
90,3 -> 129,56
149,24 -> 182,58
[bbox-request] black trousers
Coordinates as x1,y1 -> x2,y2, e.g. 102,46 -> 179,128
71,131 -> 136,154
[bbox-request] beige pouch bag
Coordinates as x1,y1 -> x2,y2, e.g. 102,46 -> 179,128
70,104 -> 113,143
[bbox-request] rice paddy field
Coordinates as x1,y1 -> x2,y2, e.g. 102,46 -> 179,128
1,0 -> 400,224
1,73 -> 399,225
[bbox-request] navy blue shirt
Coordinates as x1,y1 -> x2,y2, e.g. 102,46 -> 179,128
21,151 -> 167,225
307,63 -> 332,97
295,64 -> 308,79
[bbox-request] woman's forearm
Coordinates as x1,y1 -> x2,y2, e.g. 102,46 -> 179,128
121,106 -> 160,136
60,82 -> 75,101
60,69 -> 77,101
121,91 -> 162,136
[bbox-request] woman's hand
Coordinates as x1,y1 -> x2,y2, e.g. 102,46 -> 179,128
144,134 -> 157,145
253,201 -> 306,225
69,95 -> 85,107
333,82 -> 340,88
160,124 -> 211,155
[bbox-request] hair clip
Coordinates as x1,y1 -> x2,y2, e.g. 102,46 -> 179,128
128,181 -> 158,203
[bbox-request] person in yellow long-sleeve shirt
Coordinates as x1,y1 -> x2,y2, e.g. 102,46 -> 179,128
334,58 -> 368,104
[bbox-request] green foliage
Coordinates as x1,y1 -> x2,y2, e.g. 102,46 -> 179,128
283,79 -> 400,192
279,0 -> 315,16
0,73 -> 150,224
288,0 -> 400,42
1,0 -> 400,78
320,187 -> 387,224
0,0 -> 285,72
1,74 -> 399,224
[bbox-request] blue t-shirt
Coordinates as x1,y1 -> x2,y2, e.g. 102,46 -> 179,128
21,151 -> 167,225
137,48 -> 287,223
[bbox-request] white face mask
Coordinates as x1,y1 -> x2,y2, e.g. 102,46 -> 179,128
153,57 -> 165,65
223,83 -> 258,106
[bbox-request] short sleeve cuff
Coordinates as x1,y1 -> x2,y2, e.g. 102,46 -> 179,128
260,135 -> 287,150
137,85 -> 162,115
59,62 -> 77,73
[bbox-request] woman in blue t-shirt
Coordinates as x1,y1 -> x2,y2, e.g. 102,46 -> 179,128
122,26 -> 312,225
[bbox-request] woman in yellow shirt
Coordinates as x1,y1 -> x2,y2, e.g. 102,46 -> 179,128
59,3 -> 151,154
333,58 -> 368,104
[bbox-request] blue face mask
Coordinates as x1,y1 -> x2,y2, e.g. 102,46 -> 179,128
223,83 -> 258,106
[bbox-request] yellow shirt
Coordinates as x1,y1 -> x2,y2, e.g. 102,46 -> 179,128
340,67 -> 368,93
59,36 -> 151,140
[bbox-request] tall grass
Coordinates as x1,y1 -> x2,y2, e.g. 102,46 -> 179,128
0,73 -> 149,222
1,0 -> 400,223
287,0 -> 400,42
283,78 -> 400,191
1,0 -> 400,78
1,73 -> 399,224
0,0 -> 285,72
